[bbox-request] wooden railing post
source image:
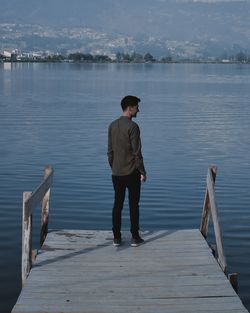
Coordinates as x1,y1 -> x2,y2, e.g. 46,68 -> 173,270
200,165 -> 217,238
22,191 -> 32,286
40,165 -> 53,246
21,165 -> 53,286
228,273 -> 238,293
200,165 -> 227,273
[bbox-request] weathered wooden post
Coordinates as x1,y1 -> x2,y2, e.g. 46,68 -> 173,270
22,191 -> 32,287
200,165 -> 227,272
40,165 -> 53,246
229,273 -> 239,293
200,165 -> 217,238
200,165 -> 240,292
21,165 -> 53,286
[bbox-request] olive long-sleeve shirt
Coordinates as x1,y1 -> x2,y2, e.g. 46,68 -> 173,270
107,116 -> 146,176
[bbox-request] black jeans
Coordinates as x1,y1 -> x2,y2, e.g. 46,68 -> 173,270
112,170 -> 141,238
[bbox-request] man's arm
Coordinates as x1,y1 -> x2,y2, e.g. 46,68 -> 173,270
130,124 -> 146,177
107,125 -> 113,168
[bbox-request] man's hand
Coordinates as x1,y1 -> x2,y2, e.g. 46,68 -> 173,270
141,174 -> 147,183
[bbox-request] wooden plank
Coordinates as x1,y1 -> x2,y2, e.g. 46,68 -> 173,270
12,230 -> 248,313
13,298 -> 249,313
11,297 -> 247,313
23,274 -> 230,287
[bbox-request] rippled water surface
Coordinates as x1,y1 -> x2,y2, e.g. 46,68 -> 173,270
0,62 -> 250,312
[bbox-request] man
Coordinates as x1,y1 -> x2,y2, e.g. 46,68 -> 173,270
108,95 -> 146,247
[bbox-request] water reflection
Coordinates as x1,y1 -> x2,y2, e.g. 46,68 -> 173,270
0,63 -> 250,312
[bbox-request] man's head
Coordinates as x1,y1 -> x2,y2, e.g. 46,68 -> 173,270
121,95 -> 141,111
121,95 -> 141,118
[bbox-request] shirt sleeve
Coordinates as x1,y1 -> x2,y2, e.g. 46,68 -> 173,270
107,124 -> 113,168
130,124 -> 146,175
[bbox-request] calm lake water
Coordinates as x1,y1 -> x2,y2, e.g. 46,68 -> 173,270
0,62 -> 250,312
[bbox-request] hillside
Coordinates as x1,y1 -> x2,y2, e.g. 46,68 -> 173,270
1,0 -> 250,57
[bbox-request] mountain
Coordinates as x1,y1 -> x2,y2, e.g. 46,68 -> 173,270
1,0 -> 250,58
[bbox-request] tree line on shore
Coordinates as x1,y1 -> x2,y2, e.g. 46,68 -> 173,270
0,51 -> 166,63
1,51 -> 250,64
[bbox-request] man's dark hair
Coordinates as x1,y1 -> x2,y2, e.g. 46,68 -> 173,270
121,95 -> 141,111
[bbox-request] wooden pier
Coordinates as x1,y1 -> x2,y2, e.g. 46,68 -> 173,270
11,166 -> 248,313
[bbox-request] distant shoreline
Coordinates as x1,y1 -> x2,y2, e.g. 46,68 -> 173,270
2,51 -> 250,65
1,60 -> 250,65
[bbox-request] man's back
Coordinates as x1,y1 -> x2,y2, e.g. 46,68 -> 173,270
108,116 -> 145,176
